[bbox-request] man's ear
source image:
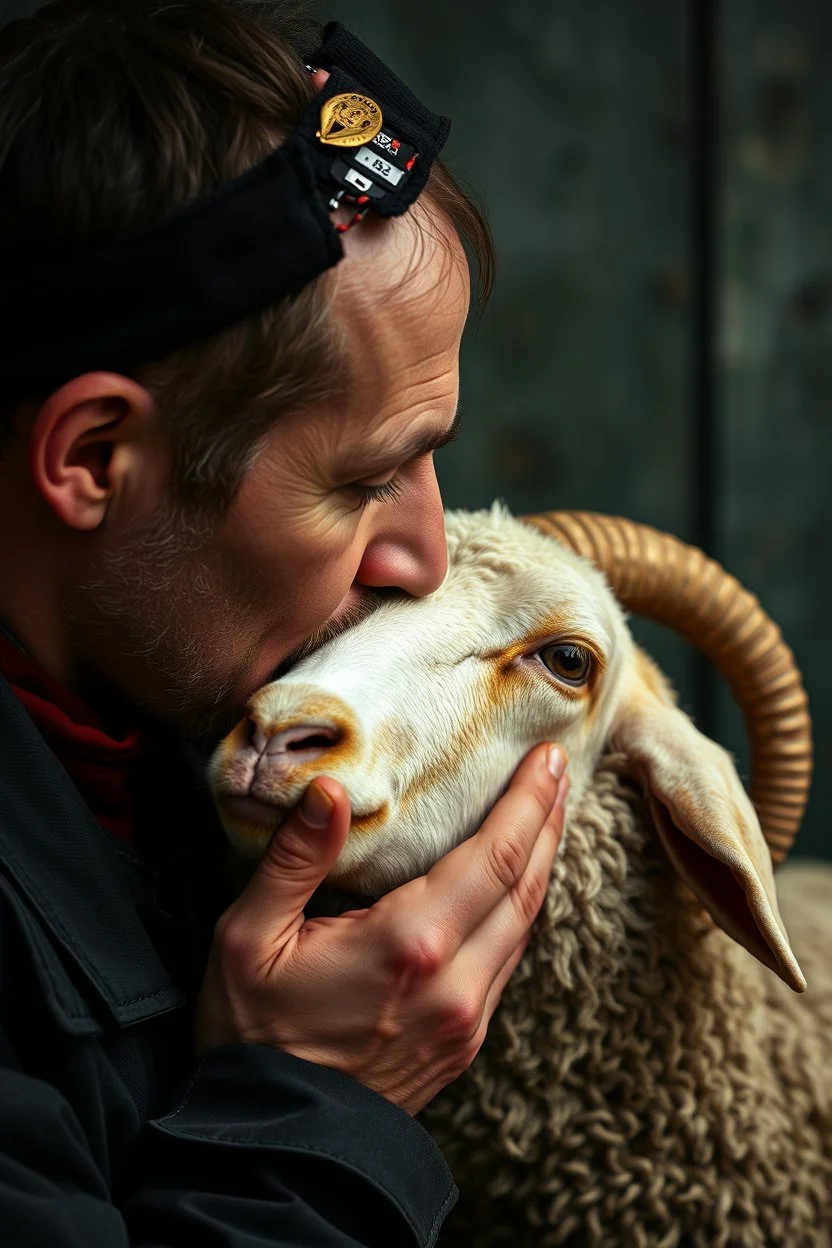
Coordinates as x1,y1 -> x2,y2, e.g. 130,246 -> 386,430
29,373 -> 160,531
610,648 -> 806,993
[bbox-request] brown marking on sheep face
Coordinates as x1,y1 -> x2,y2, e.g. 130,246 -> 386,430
350,804 -> 390,835
478,609 -> 570,663
370,718 -> 414,772
395,670 -> 494,819
393,614 -> 610,825
481,611 -> 607,724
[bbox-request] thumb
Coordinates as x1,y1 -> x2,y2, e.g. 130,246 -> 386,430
236,777 -> 351,932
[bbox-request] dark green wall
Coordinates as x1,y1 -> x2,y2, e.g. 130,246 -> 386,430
3,0 -> 830,858
305,0 -> 831,860
718,0 -> 832,860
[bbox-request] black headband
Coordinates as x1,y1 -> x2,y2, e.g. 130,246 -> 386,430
0,22 -> 450,399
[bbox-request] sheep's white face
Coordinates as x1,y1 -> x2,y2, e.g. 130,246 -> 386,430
208,506 -> 634,897
209,504 -> 808,993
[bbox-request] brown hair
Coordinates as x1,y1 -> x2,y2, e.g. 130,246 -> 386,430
0,0 -> 495,513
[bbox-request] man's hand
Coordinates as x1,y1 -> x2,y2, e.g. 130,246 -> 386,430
194,744 -> 569,1115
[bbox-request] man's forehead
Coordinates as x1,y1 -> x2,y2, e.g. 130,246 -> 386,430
341,198 -> 467,292
335,204 -> 470,354
310,220 -> 467,461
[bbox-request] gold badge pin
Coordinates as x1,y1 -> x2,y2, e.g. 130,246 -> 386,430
317,92 -> 383,148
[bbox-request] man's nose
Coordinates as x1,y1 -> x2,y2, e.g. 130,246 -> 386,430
356,460 -> 448,597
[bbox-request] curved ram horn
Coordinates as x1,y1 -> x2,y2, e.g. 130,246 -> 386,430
523,511 -> 812,866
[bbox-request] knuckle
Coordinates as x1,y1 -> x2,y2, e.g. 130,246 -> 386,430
386,929 -> 446,984
486,831 -> 528,892
438,993 -> 482,1043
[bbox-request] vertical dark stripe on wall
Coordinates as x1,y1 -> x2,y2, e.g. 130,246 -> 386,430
689,0 -> 719,736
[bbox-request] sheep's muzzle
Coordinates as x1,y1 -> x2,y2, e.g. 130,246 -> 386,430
209,684 -> 362,858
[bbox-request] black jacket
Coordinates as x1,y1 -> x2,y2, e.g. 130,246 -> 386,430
0,674 -> 457,1246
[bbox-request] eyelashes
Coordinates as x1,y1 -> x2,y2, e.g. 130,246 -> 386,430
352,476 -> 405,507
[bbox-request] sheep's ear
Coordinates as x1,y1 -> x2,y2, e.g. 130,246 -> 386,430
610,648 -> 806,993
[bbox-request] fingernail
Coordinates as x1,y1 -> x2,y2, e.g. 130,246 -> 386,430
301,782 -> 334,828
548,744 -> 567,780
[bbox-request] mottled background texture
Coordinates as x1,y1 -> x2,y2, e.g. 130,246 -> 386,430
2,0 -> 830,859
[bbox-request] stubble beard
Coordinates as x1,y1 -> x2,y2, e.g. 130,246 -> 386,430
65,500 -> 268,745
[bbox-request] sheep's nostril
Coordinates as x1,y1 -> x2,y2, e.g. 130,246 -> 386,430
264,723 -> 342,763
286,732 -> 336,752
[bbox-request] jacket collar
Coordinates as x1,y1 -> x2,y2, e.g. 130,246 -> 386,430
0,673 -> 185,1028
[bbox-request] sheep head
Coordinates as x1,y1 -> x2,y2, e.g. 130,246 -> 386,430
208,504 -> 806,992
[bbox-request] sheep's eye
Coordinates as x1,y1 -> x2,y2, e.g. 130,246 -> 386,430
538,643 -> 592,686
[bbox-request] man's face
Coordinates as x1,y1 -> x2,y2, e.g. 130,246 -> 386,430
68,206 -> 470,742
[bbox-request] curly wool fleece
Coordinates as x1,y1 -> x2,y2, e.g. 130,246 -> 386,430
422,754 -> 832,1248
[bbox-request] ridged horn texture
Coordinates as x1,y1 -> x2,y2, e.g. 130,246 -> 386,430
524,511 -> 812,865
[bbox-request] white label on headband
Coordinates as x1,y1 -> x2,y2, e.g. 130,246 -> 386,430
355,146 -> 405,186
344,168 -> 374,193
